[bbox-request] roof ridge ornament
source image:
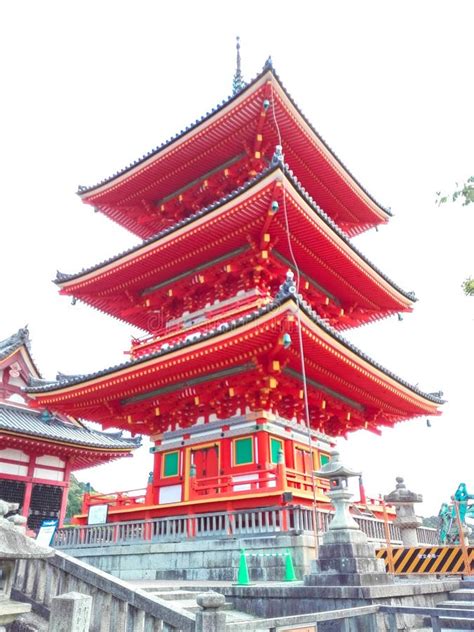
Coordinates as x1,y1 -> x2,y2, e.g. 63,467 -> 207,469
263,55 -> 273,70
0,326 -> 31,357
271,145 -> 284,166
232,36 -> 245,96
276,269 -> 297,300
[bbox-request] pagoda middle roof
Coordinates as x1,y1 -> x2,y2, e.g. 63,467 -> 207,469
56,165 -> 414,330
77,62 -> 390,237
26,282 -> 443,425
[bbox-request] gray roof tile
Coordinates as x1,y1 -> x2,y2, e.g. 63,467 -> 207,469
0,403 -> 141,450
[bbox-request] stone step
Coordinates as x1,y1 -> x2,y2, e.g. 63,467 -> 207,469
434,619 -> 474,630
449,590 -> 474,602
154,598 -> 232,613
144,591 -> 268,627
423,613 -> 474,630
418,628 -> 471,632
142,589 -> 202,601
419,628 -> 473,632
437,600 -> 474,610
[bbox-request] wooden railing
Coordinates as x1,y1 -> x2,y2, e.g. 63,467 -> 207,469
81,487 -> 148,514
190,467 -> 278,497
12,550 -> 195,631
53,504 -> 437,549
131,292 -> 262,358
80,469 -> 395,519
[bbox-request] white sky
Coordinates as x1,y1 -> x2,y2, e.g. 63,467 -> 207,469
1,1 -> 473,515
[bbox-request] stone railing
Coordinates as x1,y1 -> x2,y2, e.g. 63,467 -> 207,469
224,603 -> 474,631
13,571 -> 474,632
12,549 -> 195,631
53,505 -> 437,549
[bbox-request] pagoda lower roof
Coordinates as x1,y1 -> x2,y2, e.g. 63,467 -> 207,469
77,63 -> 390,237
57,165 -> 414,330
26,287 -> 443,436
0,402 -> 140,469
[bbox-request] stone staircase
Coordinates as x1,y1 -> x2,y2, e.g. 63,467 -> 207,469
138,579 -> 474,631
424,579 -> 474,630
140,585 -> 266,627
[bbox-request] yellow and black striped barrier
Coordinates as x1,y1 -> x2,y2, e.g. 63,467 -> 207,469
376,546 -> 474,575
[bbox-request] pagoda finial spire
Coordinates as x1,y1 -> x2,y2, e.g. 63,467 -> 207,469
232,36 -> 245,95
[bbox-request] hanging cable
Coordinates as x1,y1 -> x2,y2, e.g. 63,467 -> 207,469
270,85 -> 321,559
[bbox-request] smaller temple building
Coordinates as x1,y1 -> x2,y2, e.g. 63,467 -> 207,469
0,328 -> 140,531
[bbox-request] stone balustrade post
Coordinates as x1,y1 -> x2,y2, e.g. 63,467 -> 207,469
195,591 -> 227,632
49,591 -> 92,632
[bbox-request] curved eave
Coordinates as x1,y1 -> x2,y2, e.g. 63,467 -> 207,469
57,167 -> 414,329
26,295 -> 443,417
0,403 -> 140,451
77,65 -> 389,236
0,429 -> 136,455
1,430 -> 135,471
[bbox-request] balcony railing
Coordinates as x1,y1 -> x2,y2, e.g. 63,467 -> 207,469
54,504 -> 438,549
81,487 -> 148,514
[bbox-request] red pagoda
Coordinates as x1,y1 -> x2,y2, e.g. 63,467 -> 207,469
27,59 -> 443,525
0,328 -> 140,530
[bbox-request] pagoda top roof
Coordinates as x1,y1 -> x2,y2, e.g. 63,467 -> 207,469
0,401 -> 141,452
27,277 -> 443,408
76,61 -> 391,237
56,163 -> 415,306
0,327 -> 41,379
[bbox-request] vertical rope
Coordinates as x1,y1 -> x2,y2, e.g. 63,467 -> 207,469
270,85 -> 320,558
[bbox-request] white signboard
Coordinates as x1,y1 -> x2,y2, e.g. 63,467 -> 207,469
87,503 -> 109,525
36,519 -> 58,546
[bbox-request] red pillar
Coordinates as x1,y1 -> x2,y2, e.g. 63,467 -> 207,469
21,482 -> 33,522
21,456 -> 36,524
221,436 -> 232,468
58,459 -> 72,527
256,421 -> 270,488
152,452 -> 162,501
276,450 -> 288,493
284,437 -> 294,469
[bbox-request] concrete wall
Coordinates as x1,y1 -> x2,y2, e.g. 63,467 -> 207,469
62,533 -> 317,582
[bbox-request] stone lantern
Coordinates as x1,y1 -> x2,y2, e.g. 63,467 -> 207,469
384,477 -> 422,546
314,450 -> 362,533
305,451 -> 391,587
0,499 -> 53,631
